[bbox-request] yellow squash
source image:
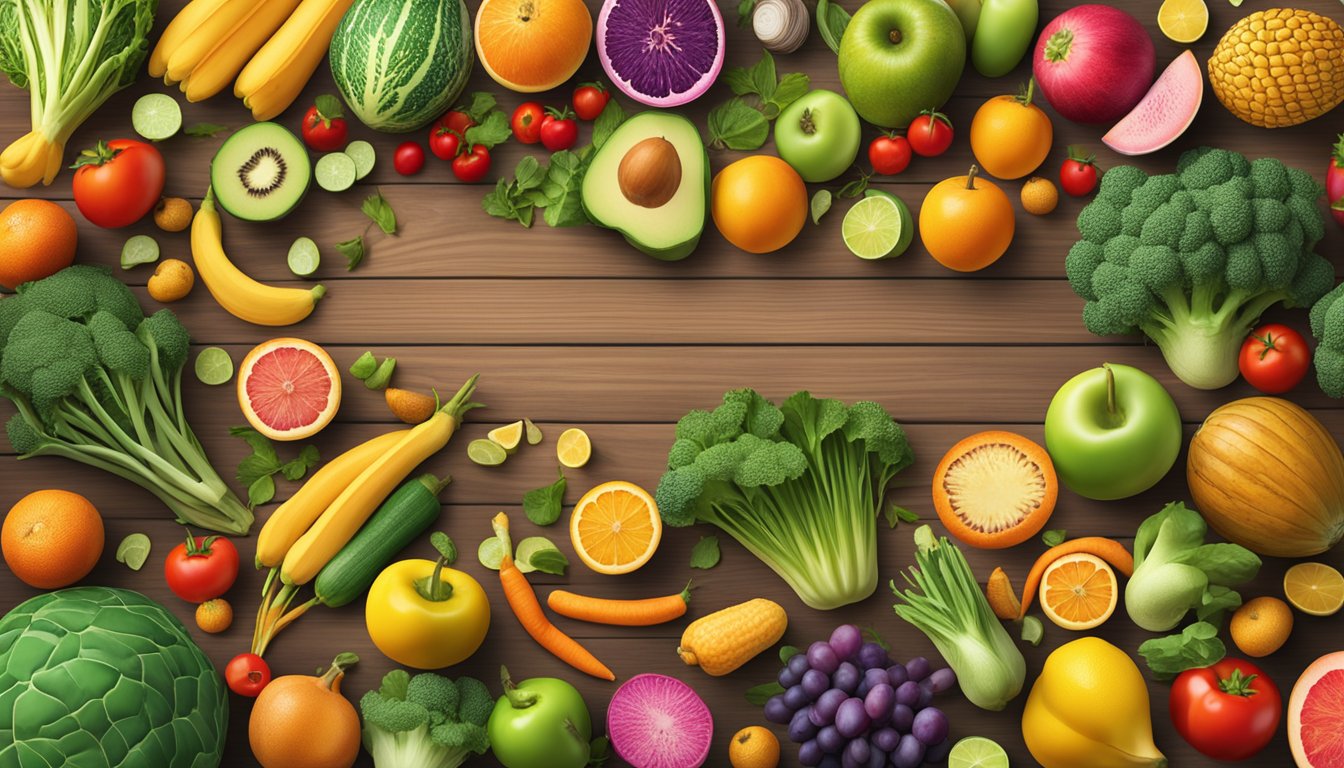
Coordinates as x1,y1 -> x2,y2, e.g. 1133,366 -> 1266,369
678,598 -> 787,676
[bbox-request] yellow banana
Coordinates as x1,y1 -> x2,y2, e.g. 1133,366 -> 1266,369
147,0 -> 232,78
190,189 -> 326,326
163,0 -> 270,85
234,0 -> 355,120
183,0 -> 301,101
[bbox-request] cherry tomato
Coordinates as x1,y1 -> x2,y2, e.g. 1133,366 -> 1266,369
164,533 -> 239,603
906,110 -> 953,157
1060,146 -> 1100,197
300,95 -> 347,152
572,82 -> 611,121
225,653 -> 272,698
869,133 -> 912,176
540,106 -> 578,152
511,101 -> 546,144
452,144 -> 491,183
1171,658 -> 1281,761
428,125 -> 461,161
443,110 -> 475,136
393,141 -> 426,176
1239,323 -> 1311,394
71,139 -> 165,228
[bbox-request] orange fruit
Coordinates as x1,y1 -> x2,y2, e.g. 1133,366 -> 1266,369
931,430 -> 1057,549
2,489 -> 104,589
1232,596 -> 1294,657
146,258 -> 195,303
475,0 -> 593,92
919,166 -> 1016,272
1038,552 -> 1117,630
729,725 -> 781,768
1284,562 -> 1344,617
712,156 -> 807,253
237,338 -> 341,441
969,86 -> 1054,180
196,598 -> 234,634
0,199 -> 77,290
570,480 -> 662,575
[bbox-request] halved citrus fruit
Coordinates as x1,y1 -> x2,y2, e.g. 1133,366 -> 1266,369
1039,552 -> 1117,630
1290,651 -> 1344,767
1157,0 -> 1208,43
237,338 -> 341,441
932,431 -> 1058,549
557,427 -> 592,468
1285,562 -> 1344,617
570,480 -> 661,575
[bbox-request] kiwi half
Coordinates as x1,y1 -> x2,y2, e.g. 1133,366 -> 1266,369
210,122 -> 311,222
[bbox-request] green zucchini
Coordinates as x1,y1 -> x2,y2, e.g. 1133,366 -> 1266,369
314,473 -> 450,607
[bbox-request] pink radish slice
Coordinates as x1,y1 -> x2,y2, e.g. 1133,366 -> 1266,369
607,674 -> 713,768
1102,50 -> 1203,156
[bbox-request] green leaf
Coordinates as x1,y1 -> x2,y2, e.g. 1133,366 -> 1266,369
838,170 -> 872,199
1196,584 -> 1243,626
810,189 -> 833,225
540,151 -> 588,227
183,122 -> 229,138
749,51 -> 778,103
457,92 -> 498,123
591,99 -> 627,151
523,469 -> 566,526
1138,621 -> 1227,679
816,0 -> 851,53
529,548 -> 569,575
737,0 -> 756,27
464,111 -> 512,150
335,236 -> 365,270
278,444 -> 319,482
361,192 -> 397,235
588,736 -> 611,767
707,99 -> 769,151
1175,543 -> 1262,586
515,155 -> 547,190
248,474 -> 275,507
779,645 -> 802,663
313,94 -> 344,121
1042,529 -> 1067,547
229,426 -> 278,462
744,682 -> 785,706
690,535 -> 721,569
769,72 -> 811,114
862,627 -> 890,651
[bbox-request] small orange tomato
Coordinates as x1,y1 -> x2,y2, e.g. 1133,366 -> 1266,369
970,80 -> 1054,180
919,166 -> 1016,272
711,156 -> 807,253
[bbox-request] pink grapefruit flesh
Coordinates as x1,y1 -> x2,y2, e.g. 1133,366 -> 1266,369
607,673 -> 713,768
1291,652 -> 1344,767
238,338 -> 341,441
1102,50 -> 1203,156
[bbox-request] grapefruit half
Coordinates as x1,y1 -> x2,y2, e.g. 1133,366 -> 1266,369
237,338 -> 341,441
1290,651 -> 1344,767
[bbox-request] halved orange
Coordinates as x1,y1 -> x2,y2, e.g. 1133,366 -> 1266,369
1039,552 -> 1118,631
1285,562 -> 1344,617
237,338 -> 341,441
932,431 -> 1058,549
570,480 -> 661,575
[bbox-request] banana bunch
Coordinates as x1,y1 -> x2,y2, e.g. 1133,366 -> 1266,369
235,0 -> 357,121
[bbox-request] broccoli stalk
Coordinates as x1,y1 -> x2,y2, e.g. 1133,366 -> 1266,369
359,670 -> 493,768
0,266 -> 252,534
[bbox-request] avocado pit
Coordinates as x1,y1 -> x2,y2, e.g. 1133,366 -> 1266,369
617,136 -> 681,208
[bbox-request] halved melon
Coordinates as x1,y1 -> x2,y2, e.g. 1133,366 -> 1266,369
1103,50 -> 1203,156
1291,652 -> 1344,767
932,430 -> 1058,549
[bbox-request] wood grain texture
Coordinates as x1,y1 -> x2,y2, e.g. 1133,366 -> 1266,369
1,0 -> 1342,765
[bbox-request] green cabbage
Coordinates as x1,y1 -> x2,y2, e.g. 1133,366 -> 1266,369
0,587 -> 226,767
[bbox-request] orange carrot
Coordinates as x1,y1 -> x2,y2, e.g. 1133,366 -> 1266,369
1016,536 -> 1134,619
547,583 -> 692,626
492,513 -> 615,681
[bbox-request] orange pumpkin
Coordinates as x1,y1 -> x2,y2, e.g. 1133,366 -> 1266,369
475,0 -> 593,92
932,430 -> 1058,549
249,653 -> 362,768
918,166 -> 1015,272
1188,397 -> 1344,557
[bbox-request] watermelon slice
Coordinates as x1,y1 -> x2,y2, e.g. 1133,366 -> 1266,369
607,674 -> 713,768
1102,50 -> 1203,156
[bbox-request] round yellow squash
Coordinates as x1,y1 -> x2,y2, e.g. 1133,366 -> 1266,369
1208,8 -> 1344,128
1188,397 -> 1344,557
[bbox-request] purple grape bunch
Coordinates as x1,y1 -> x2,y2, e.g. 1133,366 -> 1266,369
764,624 -> 959,768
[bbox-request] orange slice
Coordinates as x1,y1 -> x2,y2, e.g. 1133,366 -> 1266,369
237,338 -> 341,441
1285,562 -> 1344,617
570,481 -> 661,575
1039,552 -> 1117,630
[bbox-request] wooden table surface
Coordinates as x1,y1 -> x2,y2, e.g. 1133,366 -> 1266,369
2,0 -> 1343,765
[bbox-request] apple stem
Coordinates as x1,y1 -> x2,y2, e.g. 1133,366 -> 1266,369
888,28 -> 902,44
965,165 -> 979,190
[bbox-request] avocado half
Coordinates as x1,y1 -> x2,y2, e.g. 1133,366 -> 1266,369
581,111 -> 709,261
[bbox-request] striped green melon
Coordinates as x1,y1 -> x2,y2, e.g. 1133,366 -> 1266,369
328,0 -> 473,133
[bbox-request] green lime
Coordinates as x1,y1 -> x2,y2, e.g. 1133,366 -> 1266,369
315,152 -> 357,192
120,235 -> 160,270
345,140 -> 376,180
843,194 -> 906,260
515,536 -> 560,575
1020,614 -> 1044,646
477,536 -> 505,570
467,438 -> 508,466
132,93 -> 182,141
949,736 -> 1010,768
194,347 -> 234,385
115,533 -> 152,571
864,188 -> 915,256
287,237 -> 321,277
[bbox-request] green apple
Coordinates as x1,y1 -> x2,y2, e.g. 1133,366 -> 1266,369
774,89 -> 861,183
837,0 -> 967,128
1044,363 -> 1182,500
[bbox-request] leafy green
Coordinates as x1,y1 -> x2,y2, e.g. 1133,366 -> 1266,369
591,98 -> 626,151
1042,529 -> 1067,547
816,0 -> 851,53
707,52 -> 809,150
779,645 -> 802,662
463,111 -> 511,150
811,190 -> 833,224
184,122 -> 229,138
360,669 -> 493,767
745,682 -> 785,706
707,99 -> 770,151
0,587 -> 226,764
528,548 -> 568,575
690,535 -> 721,569
362,191 -> 397,235
229,426 -> 320,508
523,468 -> 566,526
540,151 -> 588,228
1138,621 -> 1227,679
335,236 -> 365,270
736,0 -> 756,27
1020,615 -> 1044,646
884,504 -> 918,527
483,156 -> 548,227
454,92 -> 497,123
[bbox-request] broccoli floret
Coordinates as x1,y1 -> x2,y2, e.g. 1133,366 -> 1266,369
88,311 -> 150,380
360,671 -> 493,768
1311,283 -> 1344,397
1065,148 -> 1337,390
1096,164 -> 1148,205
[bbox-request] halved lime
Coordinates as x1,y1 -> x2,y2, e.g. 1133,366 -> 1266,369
345,141 -> 376,180
315,152 -> 357,192
132,93 -> 182,141
115,533 -> 152,571
120,235 -> 160,270
287,237 -> 321,277
477,536 -> 505,570
949,736 -> 1010,768
515,536 -> 560,575
488,421 -> 525,453
843,194 -> 906,260
194,347 -> 234,385
467,438 -> 508,466
865,188 -> 915,256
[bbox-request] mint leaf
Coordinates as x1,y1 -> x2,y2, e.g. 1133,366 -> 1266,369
529,548 -> 568,575
361,191 -> 397,235
335,236 -> 365,270
1042,529 -> 1067,547
1138,621 -> 1226,679
456,92 -> 497,123
591,99 -> 627,151
314,94 -> 344,121
248,475 -> 276,507
779,645 -> 802,663
540,151 -> 588,227
523,469 -> 566,526
707,99 -> 769,151
770,72 -> 811,115
690,535 -> 721,569
811,189 -> 833,224
745,682 -> 785,706
463,111 -> 512,150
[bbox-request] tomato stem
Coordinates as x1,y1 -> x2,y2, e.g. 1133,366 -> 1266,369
1016,78 -> 1038,109
1253,332 -> 1278,360
1218,668 -> 1260,697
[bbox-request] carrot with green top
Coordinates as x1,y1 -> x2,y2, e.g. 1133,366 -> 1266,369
547,582 -> 692,626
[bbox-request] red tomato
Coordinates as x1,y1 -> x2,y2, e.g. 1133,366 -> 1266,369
906,110 -> 953,157
540,107 -> 578,152
1239,323 -> 1311,394
393,141 -> 426,176
300,96 -> 348,152
511,101 -> 546,144
1060,146 -> 1100,197
443,110 -> 475,136
1171,659 -> 1281,761
572,82 -> 611,121
452,144 -> 491,183
869,133 -> 912,176
225,653 -> 272,698
428,125 -> 461,161
164,534 -> 239,603
71,139 -> 165,228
